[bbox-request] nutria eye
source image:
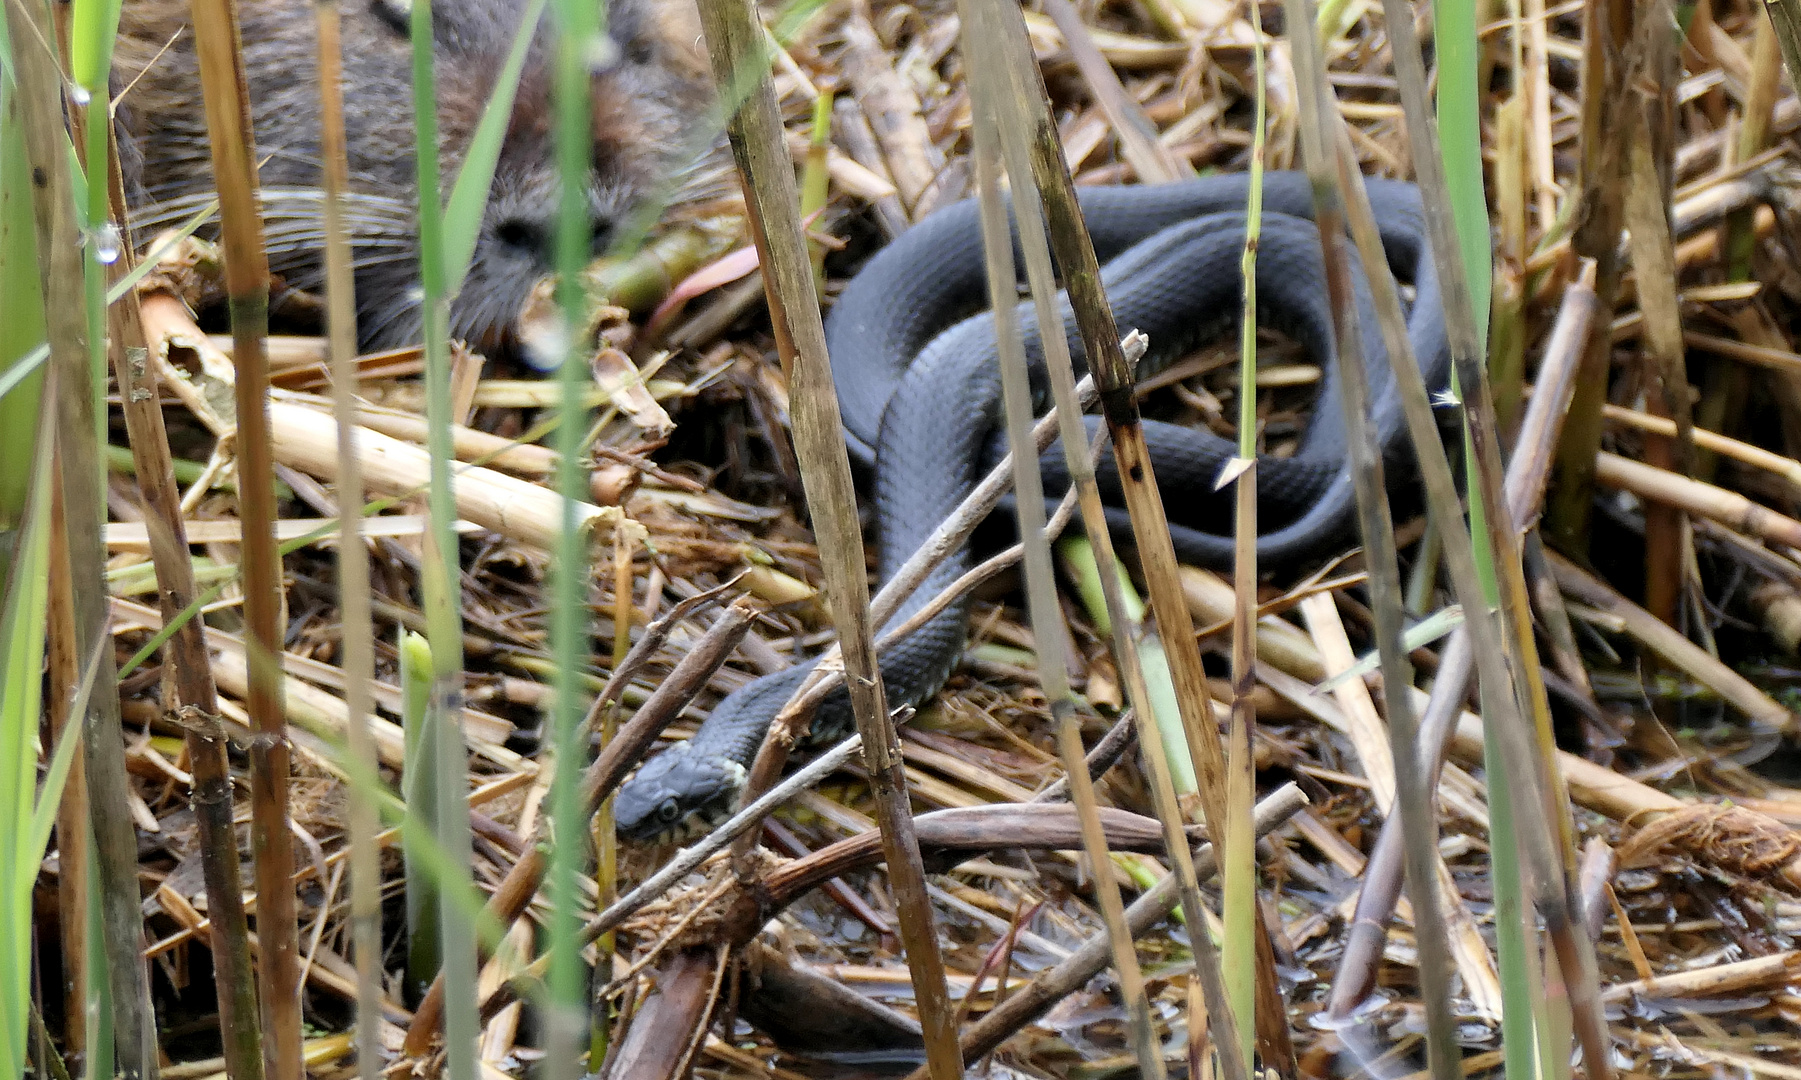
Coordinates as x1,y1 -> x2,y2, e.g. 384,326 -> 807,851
656,798 -> 680,823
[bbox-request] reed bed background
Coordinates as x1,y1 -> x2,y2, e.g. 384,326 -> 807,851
7,0 -> 1801,1077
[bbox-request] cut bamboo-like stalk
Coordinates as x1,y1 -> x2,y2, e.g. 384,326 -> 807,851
266,402 -> 619,551
1593,451 -> 1801,549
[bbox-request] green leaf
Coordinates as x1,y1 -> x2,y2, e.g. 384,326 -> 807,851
0,420 -> 53,1080
69,0 -> 125,92
442,0 -> 550,295
1313,605 -> 1466,694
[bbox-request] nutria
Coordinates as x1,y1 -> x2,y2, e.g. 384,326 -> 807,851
114,0 -> 715,355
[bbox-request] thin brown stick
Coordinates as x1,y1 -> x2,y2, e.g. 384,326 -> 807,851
184,0 -> 302,1071
311,0 -> 381,1074
1375,0 -> 1615,1070
94,81 -> 265,1080
1323,257 -> 1600,1023
964,61 -> 1164,1076
965,0 -> 1272,1069
1285,12 -> 1458,1076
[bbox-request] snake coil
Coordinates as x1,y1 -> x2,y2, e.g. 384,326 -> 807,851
615,171 -> 1453,841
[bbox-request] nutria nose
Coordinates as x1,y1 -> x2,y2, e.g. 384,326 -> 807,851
493,216 -> 617,264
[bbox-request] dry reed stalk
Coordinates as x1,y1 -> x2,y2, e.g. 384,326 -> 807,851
1547,0 -> 1633,554
698,0 -> 964,1071
331,404 -> 561,477
1548,552 -> 1795,736
1374,0 -> 1615,1069
92,84 -> 264,1080
266,402 -> 618,550
309,2 -> 382,1073
1284,9 -> 1458,1073
962,52 -> 1166,1075
1042,0 -> 1191,185
1620,0 -> 1689,627
1526,396 -> 1801,489
3,2 -> 161,1073
1592,451 -> 1801,548
44,536 -> 89,1060
1683,330 -> 1801,376
1323,257 -> 1598,1019
964,0 -> 1285,1068
183,0 -> 303,1069
1598,951 -> 1801,1005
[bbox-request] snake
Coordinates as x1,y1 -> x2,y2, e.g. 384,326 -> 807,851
614,171 -> 1452,841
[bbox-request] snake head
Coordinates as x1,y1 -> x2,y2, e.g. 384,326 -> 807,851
614,743 -> 747,843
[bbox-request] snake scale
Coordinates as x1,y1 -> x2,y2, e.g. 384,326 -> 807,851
614,171 -> 1452,841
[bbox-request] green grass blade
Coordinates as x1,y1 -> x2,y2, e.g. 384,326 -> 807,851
546,0 -> 600,1068
0,88 -> 47,550
1434,0 -> 1491,351
442,0 -> 550,295
0,423 -> 53,1080
68,0 -> 123,91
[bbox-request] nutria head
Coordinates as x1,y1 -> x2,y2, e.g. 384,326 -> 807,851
115,0 -> 716,356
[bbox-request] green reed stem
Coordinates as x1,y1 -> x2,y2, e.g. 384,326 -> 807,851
548,0 -> 599,1072
408,4 -> 478,1079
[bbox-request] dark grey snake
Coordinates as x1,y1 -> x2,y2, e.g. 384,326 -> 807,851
614,171 -> 1451,841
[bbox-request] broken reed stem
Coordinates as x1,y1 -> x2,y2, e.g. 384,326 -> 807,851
963,76 -> 1165,1078
4,5 -> 161,1076
184,0 -> 305,1072
691,0 -> 961,1073
1376,0 -> 1615,1072
1622,1 -> 1689,627
311,1 -> 382,1075
1545,0 -> 1632,551
972,0 -> 1284,1069
1283,8 -> 1459,1077
93,80 -> 265,1080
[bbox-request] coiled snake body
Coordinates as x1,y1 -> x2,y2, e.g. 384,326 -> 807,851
615,171 -> 1452,841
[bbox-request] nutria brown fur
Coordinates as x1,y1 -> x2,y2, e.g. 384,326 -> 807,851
114,0 -> 713,353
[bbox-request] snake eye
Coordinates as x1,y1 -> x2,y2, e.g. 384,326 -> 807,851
656,798 -> 681,823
